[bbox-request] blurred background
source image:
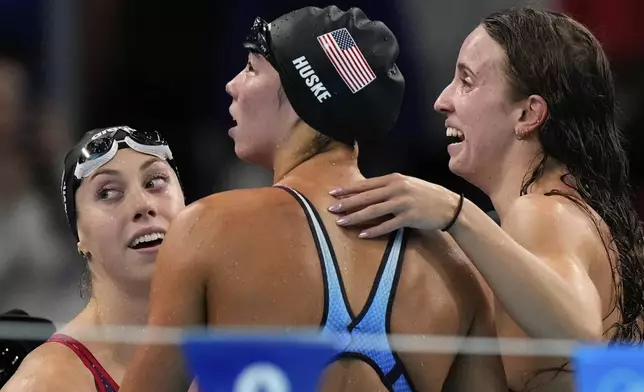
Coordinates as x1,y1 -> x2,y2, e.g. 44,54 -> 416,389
0,0 -> 642,323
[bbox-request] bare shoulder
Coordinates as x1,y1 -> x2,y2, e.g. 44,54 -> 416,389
1,342 -> 94,392
505,193 -> 601,235
176,187 -> 295,228
163,187 -> 301,257
503,193 -> 604,261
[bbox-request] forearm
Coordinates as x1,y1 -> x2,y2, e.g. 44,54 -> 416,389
446,199 -> 601,341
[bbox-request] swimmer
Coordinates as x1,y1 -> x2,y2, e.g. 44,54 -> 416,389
1,126 -> 186,392
120,6 -> 507,392
325,7 -> 644,391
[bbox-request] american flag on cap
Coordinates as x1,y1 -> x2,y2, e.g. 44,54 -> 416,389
317,28 -> 377,94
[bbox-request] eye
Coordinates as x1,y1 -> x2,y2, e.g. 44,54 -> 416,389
96,187 -> 122,201
145,173 -> 169,190
246,61 -> 255,73
460,76 -> 473,87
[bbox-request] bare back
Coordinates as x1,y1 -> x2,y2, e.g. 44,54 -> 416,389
199,179 -> 504,391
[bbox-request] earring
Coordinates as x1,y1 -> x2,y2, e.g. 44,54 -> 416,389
515,129 -> 527,140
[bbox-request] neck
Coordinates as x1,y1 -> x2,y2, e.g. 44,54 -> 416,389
76,277 -> 150,366
484,140 -> 562,220
91,277 -> 150,326
272,126 -> 358,184
282,146 -> 362,189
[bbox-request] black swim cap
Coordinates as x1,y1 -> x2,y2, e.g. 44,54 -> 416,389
60,126 -> 180,241
244,6 -> 405,145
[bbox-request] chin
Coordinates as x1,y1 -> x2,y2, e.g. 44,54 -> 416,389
122,267 -> 155,289
131,251 -> 159,265
447,155 -> 466,176
234,142 -> 273,168
233,142 -> 252,162
449,158 -> 494,195
448,155 -> 476,181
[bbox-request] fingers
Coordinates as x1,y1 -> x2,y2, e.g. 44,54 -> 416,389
329,174 -> 400,197
335,201 -> 397,227
357,216 -> 407,239
328,187 -> 393,214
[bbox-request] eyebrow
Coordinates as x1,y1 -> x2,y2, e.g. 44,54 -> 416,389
457,62 -> 475,76
89,157 -> 163,181
248,52 -> 265,67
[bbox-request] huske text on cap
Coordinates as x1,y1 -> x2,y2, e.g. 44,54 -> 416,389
293,56 -> 332,103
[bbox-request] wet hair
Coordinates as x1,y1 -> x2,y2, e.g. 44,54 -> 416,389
311,132 -> 335,155
76,209 -> 93,299
79,262 -> 92,299
483,6 -> 644,387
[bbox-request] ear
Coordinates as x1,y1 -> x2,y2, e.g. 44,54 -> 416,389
77,241 -> 92,260
515,94 -> 548,139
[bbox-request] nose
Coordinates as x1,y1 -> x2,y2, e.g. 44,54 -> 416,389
225,74 -> 238,99
129,188 -> 158,222
434,83 -> 455,115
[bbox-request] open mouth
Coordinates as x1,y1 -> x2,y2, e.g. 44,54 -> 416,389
446,127 -> 464,144
129,232 -> 165,250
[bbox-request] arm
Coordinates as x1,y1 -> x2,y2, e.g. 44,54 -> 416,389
449,195 -> 603,341
119,203 -> 210,392
328,175 -> 603,341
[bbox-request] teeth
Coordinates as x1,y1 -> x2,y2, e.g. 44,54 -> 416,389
446,127 -> 464,140
130,232 -> 165,247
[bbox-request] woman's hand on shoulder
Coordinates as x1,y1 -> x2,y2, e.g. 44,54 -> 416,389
327,173 -> 461,238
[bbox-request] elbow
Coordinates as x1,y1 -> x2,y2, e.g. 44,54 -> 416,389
575,316 -> 603,342
587,322 -> 605,342
569,293 -> 604,342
